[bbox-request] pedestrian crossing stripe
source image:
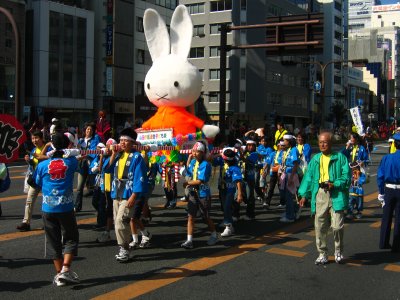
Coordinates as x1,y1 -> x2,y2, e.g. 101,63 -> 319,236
384,264 -> 400,272
282,239 -> 312,248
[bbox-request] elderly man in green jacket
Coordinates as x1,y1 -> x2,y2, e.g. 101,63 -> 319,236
299,132 -> 350,265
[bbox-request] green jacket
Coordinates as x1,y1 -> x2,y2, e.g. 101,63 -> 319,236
298,151 -> 351,214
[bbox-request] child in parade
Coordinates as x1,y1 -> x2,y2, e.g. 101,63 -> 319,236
241,140 -> 259,219
106,128 -> 151,262
17,131 -> 48,231
346,163 -> 366,220
296,133 -> 312,180
264,140 -> 285,208
257,136 -> 273,202
181,141 -> 218,249
219,148 -> 244,237
34,133 -> 80,286
75,122 -> 101,212
95,139 -> 118,243
279,134 -> 301,223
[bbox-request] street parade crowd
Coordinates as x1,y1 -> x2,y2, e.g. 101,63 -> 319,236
1,114 -> 400,288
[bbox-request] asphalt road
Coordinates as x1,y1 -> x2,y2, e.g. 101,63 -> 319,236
0,144 -> 399,299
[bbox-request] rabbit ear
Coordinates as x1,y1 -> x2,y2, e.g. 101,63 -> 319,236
143,8 -> 170,61
170,5 -> 193,58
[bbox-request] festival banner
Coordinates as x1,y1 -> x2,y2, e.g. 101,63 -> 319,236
350,106 -> 364,135
0,114 -> 26,163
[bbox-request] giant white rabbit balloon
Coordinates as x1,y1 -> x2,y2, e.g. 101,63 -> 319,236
141,5 -> 220,138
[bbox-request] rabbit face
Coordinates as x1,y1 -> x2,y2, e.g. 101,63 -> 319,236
144,55 -> 202,108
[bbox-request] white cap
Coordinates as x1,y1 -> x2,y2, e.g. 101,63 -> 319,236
192,141 -> 206,152
97,143 -> 106,148
51,118 -> 59,123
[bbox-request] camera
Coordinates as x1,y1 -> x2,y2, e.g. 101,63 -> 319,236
319,181 -> 331,190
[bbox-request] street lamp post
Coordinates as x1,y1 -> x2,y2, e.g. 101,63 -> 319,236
303,59 -> 368,128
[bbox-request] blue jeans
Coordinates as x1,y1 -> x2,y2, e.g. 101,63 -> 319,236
221,190 -> 235,225
348,196 -> 363,213
284,182 -> 298,220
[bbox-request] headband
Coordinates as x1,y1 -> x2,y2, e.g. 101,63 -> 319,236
246,140 -> 256,145
283,134 -> 295,140
192,141 -> 206,152
119,135 -> 134,142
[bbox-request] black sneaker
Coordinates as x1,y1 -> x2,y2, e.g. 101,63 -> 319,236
16,222 -> 31,232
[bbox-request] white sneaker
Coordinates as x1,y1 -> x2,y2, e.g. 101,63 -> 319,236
315,253 -> 328,265
53,273 -> 66,287
96,231 -> 111,243
335,252 -> 344,264
115,247 -> 133,262
280,216 -> 294,223
129,241 -> 140,249
180,196 -> 186,201
207,235 -> 219,246
139,233 -> 152,248
221,225 -> 234,237
58,271 -> 80,284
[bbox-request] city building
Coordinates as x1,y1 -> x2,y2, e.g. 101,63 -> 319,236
88,0 -> 177,129
25,0 -> 94,126
180,0 -> 313,131
0,0 -> 26,116
348,3 -> 400,120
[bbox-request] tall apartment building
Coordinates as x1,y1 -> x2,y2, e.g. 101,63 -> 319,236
180,0 -> 312,130
348,3 -> 400,120
348,0 -> 381,33
88,0 -> 176,129
25,0 -> 94,126
0,0 -> 25,116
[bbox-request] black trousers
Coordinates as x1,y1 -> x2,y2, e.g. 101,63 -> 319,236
380,187 -> 400,252
266,172 -> 285,205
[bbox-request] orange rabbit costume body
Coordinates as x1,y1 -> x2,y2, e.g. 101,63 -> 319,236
142,106 -> 204,136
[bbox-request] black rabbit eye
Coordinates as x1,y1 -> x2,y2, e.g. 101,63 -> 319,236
147,83 -> 150,89
174,81 -> 179,87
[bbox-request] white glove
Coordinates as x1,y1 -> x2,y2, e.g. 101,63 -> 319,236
378,194 -> 385,207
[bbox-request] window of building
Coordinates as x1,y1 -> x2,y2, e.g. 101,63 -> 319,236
187,3 -> 205,14
334,31 -> 342,41
137,17 -> 144,32
210,46 -> 219,57
208,91 -> 231,103
267,71 -> 282,83
199,69 -> 204,80
240,91 -> 246,102
268,4 -> 282,16
210,69 -> 230,80
193,25 -> 205,37
334,1 -> 342,11
156,0 -> 178,9
189,47 -> 204,58
5,23 -> 12,33
241,49 -> 246,56
334,45 -> 342,55
334,75 -> 341,85
240,68 -> 246,80
210,0 -> 232,12
136,81 -> 144,96
5,39 -> 12,48
334,16 -> 342,26
334,63 -> 341,71
209,23 -> 230,35
241,0 -> 247,10
209,91 -> 219,103
137,49 -> 145,64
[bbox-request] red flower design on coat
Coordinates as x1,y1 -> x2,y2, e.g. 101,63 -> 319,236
48,159 -> 68,180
